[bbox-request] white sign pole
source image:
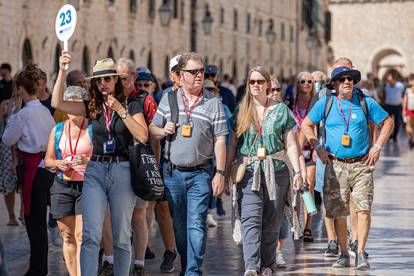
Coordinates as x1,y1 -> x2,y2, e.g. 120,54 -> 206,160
55,4 -> 77,70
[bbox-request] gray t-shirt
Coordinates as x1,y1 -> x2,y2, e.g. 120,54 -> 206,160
152,88 -> 228,167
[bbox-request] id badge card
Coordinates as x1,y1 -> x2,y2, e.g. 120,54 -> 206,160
103,137 -> 116,154
257,146 -> 267,159
63,168 -> 75,181
181,123 -> 192,138
341,134 -> 351,147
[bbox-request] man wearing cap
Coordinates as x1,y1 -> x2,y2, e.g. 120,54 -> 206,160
136,67 -> 156,97
154,55 -> 182,105
302,65 -> 393,270
205,64 -> 236,113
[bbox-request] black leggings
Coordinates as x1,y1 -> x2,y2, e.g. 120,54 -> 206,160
384,104 -> 402,141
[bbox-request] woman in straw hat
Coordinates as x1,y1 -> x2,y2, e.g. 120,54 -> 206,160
52,51 -> 148,276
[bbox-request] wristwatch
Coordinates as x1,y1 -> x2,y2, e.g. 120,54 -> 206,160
216,169 -> 226,176
120,110 -> 128,120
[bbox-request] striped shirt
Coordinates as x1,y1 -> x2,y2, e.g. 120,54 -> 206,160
152,88 -> 228,167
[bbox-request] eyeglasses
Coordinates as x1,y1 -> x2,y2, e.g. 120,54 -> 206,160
338,76 -> 353,83
299,80 -> 313,85
137,83 -> 151,88
94,76 -> 112,85
272,87 -> 282,92
182,68 -> 205,76
249,79 -> 267,85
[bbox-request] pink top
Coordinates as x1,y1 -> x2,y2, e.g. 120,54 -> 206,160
59,120 -> 93,181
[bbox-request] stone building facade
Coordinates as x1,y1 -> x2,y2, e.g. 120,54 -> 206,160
330,0 -> 414,79
0,0 -> 330,86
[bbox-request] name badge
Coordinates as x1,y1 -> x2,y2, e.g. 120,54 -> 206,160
103,137 -> 116,154
341,134 -> 351,147
181,123 -> 192,138
257,146 -> 267,159
63,168 -> 75,181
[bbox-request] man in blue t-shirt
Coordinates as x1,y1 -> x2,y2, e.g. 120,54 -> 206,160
302,66 -> 393,270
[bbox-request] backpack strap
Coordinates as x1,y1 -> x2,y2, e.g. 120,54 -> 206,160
166,90 -> 179,174
356,88 -> 369,119
54,121 -> 64,180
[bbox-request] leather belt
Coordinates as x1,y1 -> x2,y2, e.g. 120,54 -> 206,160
329,154 -> 367,164
172,160 -> 212,172
91,154 -> 129,164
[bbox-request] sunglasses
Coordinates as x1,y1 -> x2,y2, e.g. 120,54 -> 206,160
338,76 -> 353,83
272,87 -> 282,92
299,80 -> 313,85
249,79 -> 267,85
94,76 -> 112,85
182,68 -> 205,76
137,83 -> 151,88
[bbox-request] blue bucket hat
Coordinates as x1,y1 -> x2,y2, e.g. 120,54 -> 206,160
327,66 -> 361,89
136,67 -> 154,82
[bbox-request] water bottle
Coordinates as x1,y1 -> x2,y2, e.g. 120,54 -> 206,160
300,188 -> 317,216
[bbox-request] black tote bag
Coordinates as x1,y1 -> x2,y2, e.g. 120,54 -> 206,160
128,142 -> 164,201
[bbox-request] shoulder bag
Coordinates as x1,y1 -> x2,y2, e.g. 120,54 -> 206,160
230,133 -> 259,184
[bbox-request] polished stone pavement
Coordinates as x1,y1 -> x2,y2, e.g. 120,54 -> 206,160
1,138 -> 414,276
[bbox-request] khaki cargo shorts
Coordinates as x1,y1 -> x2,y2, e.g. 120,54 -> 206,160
323,160 -> 374,219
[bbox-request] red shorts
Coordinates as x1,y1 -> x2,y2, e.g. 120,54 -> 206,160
405,109 -> 414,118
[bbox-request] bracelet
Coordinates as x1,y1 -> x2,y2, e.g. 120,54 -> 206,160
293,170 -> 302,176
373,143 -> 382,151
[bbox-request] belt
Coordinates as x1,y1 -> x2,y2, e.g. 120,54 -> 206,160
329,154 -> 367,164
91,154 -> 129,164
172,160 -> 212,172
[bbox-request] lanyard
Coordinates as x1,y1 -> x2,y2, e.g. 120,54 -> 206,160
102,104 -> 114,134
258,99 -> 269,139
68,118 -> 85,161
337,97 -> 352,133
180,91 -> 202,121
293,96 -> 312,127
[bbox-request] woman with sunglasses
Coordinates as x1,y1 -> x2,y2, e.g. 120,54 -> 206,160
293,71 -> 317,242
2,64 -> 56,276
52,51 -> 148,276
225,66 -> 304,276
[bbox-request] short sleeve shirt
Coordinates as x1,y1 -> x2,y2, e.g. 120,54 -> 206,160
152,88 -> 228,167
230,102 -> 297,171
307,91 -> 389,158
84,100 -> 143,156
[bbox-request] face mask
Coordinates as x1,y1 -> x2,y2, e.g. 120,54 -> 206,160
315,81 -> 324,92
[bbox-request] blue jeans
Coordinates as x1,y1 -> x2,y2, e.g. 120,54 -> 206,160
80,161 -> 136,276
163,162 -> 213,276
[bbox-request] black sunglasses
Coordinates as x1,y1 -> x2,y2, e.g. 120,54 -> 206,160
138,83 -> 151,88
338,76 -> 353,83
272,87 -> 282,92
299,80 -> 313,85
94,76 -> 112,85
182,68 -> 205,76
249,79 -> 267,85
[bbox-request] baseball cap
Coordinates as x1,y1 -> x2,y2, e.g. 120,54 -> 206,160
169,55 -> 181,73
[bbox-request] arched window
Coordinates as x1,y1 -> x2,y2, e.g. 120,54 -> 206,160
173,0 -> 178,18
54,44 -> 62,74
147,51 -> 153,71
108,47 -> 114,59
82,46 -> 91,75
129,0 -> 137,13
129,50 -> 135,62
148,0 -> 155,19
22,39 -> 33,67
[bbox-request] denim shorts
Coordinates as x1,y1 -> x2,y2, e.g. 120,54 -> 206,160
50,178 -> 83,219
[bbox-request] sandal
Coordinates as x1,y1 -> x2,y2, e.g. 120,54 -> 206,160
303,229 -> 314,242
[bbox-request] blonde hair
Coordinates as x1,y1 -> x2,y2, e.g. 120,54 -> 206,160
236,66 -> 271,138
295,71 -> 316,100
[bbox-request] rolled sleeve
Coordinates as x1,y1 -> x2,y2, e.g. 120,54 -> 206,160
211,99 -> 229,138
306,96 -> 325,124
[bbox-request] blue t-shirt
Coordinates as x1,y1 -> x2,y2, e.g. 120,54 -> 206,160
307,92 -> 388,158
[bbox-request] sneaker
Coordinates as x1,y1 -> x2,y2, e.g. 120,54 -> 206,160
261,267 -> 273,276
48,225 -> 63,247
275,251 -> 287,268
356,251 -> 370,270
145,246 -> 156,260
160,250 -> 177,272
133,265 -> 145,276
324,240 -> 339,257
332,252 -> 351,268
244,269 -> 258,276
206,213 -> 218,227
98,261 -> 114,276
349,240 -> 357,257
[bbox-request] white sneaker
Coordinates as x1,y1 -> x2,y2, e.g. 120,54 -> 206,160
206,213 -> 217,227
275,251 -> 287,268
49,225 -> 63,247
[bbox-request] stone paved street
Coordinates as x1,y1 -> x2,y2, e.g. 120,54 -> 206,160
1,136 -> 414,276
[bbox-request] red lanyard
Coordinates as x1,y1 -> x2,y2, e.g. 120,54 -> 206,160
102,104 -> 113,134
68,119 -> 85,161
337,97 -> 352,133
180,91 -> 202,120
258,99 -> 269,139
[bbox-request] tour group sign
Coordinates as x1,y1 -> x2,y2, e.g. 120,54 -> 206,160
55,4 -> 77,69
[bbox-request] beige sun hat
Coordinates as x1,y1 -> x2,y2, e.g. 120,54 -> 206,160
204,79 -> 219,94
86,58 -> 127,80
